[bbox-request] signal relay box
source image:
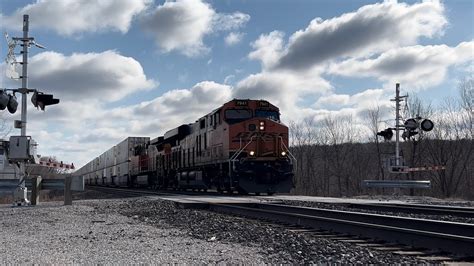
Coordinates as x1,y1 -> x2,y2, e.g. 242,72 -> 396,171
8,136 -> 39,163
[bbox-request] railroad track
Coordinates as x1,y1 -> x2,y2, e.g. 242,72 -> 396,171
87,186 -> 474,257
341,202 -> 474,218
89,186 -> 474,218
210,203 -> 474,257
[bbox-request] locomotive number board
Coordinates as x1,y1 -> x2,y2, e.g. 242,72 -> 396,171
259,101 -> 269,107
235,100 -> 248,106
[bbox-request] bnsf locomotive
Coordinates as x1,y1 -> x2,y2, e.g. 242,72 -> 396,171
77,99 -> 294,195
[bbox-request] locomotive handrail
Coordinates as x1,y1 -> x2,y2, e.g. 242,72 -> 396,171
230,136 -> 256,162
279,136 -> 297,170
228,136 -> 256,189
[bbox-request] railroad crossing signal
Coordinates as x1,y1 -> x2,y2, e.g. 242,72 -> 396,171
402,129 -> 418,140
31,91 -> 59,111
0,90 -> 18,114
402,118 -> 433,140
420,119 -> 434,131
377,128 -> 393,141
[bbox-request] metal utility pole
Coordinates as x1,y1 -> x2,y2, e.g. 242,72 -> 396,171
10,15 -> 36,205
19,14 -> 30,136
391,83 -> 407,169
395,83 -> 401,166
3,14 -> 57,206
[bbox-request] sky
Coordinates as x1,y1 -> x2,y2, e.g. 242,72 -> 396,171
0,0 -> 472,168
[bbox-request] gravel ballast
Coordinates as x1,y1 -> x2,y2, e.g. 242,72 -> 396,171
0,196 -> 445,264
0,199 -> 264,264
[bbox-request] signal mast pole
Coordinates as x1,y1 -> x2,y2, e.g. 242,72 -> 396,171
19,14 -> 30,136
5,14 -> 58,206
391,83 -> 407,169
395,84 -> 401,166
11,15 -> 34,205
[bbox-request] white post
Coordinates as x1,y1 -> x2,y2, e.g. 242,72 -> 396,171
20,14 -> 29,136
395,83 -> 400,167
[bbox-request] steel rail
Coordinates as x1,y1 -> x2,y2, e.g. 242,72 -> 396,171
208,203 -> 474,256
257,204 -> 474,237
87,186 -> 166,198
345,203 -> 474,218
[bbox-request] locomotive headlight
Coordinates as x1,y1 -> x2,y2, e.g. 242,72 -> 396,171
249,151 -> 255,156
259,121 -> 265,131
259,126 -> 265,130
281,151 -> 286,156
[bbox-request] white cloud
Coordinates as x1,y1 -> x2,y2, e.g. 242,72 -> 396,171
0,0 -> 150,36
249,1 -> 446,71
233,70 -> 332,120
21,50 -> 156,102
141,0 -> 250,57
132,81 -> 232,125
248,31 -> 285,69
225,32 -> 245,46
213,12 -> 250,31
240,0 -> 463,126
314,94 -> 350,107
329,41 -> 474,89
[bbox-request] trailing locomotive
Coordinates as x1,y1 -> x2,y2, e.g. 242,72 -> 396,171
77,99 -> 295,195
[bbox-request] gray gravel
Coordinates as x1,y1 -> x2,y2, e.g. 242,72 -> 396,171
114,197 -> 438,264
277,200 -> 474,224
0,195 -> 445,264
0,199 -> 265,264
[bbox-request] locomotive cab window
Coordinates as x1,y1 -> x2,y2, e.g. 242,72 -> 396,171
224,109 -> 252,124
255,109 -> 280,122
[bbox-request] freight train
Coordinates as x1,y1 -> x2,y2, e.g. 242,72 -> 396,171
76,99 -> 295,195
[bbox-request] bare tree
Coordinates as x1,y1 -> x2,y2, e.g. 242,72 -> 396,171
363,106 -> 386,181
458,77 -> 474,198
321,114 -> 360,196
424,83 -> 473,198
459,76 -> 473,138
289,118 -> 320,194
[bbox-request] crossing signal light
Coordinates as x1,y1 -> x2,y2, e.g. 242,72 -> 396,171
31,91 -> 59,111
7,94 -> 18,114
0,91 -> 9,110
377,128 -> 393,141
0,91 -> 18,113
420,119 -> 434,131
404,118 -> 418,130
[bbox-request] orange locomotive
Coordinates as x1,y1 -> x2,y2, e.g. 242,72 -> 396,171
130,99 -> 295,195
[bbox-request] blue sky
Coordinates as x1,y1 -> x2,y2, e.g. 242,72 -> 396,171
0,0 -> 472,167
